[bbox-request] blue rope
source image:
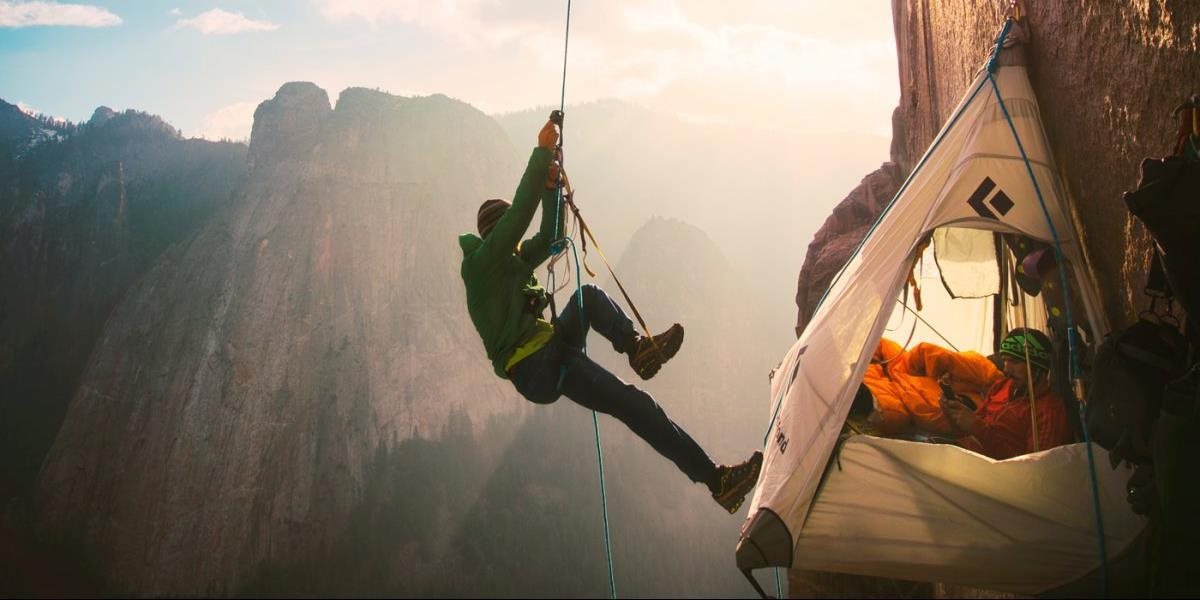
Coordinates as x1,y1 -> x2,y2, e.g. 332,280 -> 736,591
985,18 -> 1014,75
592,405 -> 616,600
551,0 -> 571,245
563,236 -> 616,599
549,2 -> 616,595
987,48 -> 1108,593
774,567 -> 782,598
546,3 -> 614,597
560,0 -> 571,118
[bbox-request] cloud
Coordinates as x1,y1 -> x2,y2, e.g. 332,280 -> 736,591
315,0 -> 469,28
310,0 -> 897,136
168,7 -> 181,17
173,8 -> 278,35
607,14 -> 896,98
313,0 -> 542,46
0,1 -> 121,27
192,100 -> 257,141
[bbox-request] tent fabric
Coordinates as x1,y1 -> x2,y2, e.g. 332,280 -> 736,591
886,239 -> 995,352
789,437 -> 1142,595
739,56 -> 1133,592
933,227 -> 1000,299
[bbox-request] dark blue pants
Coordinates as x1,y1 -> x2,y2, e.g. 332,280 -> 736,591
509,284 -> 717,485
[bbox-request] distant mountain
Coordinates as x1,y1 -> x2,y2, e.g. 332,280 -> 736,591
432,217 -> 775,597
495,100 -> 891,355
30,84 -> 782,597
36,82 -> 526,595
0,100 -> 75,163
793,162 -> 903,336
591,217 -> 777,595
0,102 -> 246,502
599,217 -> 773,452
271,216 -> 779,597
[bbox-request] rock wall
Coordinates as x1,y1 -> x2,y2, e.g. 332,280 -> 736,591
0,107 -> 245,499
26,87 -> 815,597
891,0 -> 1200,329
796,1 -> 1200,333
793,161 -> 903,336
788,1 -> 1200,596
35,84 -> 521,595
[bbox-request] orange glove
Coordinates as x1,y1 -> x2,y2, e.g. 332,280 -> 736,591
537,119 -> 558,150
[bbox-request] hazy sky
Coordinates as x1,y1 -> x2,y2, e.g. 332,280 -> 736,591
0,1 -> 899,141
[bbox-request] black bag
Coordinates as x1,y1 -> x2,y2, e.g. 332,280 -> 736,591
1086,318 -> 1189,463
1123,156 -> 1200,332
1113,117 -> 1200,595
1149,363 -> 1200,595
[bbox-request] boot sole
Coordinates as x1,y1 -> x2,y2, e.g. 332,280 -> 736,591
631,325 -> 685,380
714,451 -> 763,514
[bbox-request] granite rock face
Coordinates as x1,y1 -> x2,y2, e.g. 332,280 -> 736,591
891,0 -> 1200,328
788,0 -> 1200,595
795,1 -> 1200,332
0,107 -> 244,499
248,82 -> 330,168
232,216 -> 784,597
793,161 -> 903,337
36,83 -> 522,595
30,84 -> 795,597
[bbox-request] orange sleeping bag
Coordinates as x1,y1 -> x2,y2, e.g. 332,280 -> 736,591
862,338 -> 1004,435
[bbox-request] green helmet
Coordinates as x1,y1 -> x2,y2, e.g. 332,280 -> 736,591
999,328 -> 1054,373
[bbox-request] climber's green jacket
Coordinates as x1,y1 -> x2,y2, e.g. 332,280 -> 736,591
459,147 -> 564,378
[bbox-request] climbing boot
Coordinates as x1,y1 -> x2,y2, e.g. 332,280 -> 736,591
710,451 -> 764,514
628,323 -> 684,380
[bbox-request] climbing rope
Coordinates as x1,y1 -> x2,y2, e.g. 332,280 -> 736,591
561,236 -> 617,599
987,17 -> 1108,594
546,2 -> 617,598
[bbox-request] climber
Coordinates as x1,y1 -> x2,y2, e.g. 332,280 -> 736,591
942,328 -> 1075,459
458,118 -> 762,513
859,328 -> 1074,459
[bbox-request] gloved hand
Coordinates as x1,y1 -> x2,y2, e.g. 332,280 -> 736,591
538,119 -> 558,150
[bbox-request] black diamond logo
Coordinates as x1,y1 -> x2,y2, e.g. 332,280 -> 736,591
966,177 -> 1016,220
989,190 -> 1014,216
